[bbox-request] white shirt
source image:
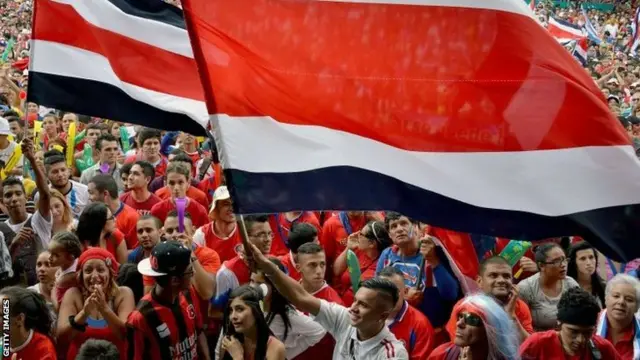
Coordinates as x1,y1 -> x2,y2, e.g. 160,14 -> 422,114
214,309 -> 326,360
34,180 -> 89,218
5,211 -> 53,248
313,300 -> 408,360
214,264 -> 240,300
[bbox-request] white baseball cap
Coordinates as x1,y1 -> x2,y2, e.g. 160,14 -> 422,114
0,117 -> 12,136
209,185 -> 231,213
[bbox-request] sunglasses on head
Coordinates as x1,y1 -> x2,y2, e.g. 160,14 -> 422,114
457,312 -> 484,327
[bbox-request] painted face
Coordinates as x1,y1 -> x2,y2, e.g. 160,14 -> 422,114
387,216 -> 416,247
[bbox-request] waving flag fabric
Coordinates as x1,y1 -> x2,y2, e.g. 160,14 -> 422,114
28,0 -> 208,135
548,16 -> 586,43
581,7 -> 602,45
183,0 -> 640,261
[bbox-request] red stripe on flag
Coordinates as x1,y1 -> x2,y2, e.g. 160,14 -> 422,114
35,0 -> 204,102
183,0 -> 627,152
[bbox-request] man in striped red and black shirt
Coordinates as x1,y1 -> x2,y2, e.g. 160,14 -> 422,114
128,241 -> 212,360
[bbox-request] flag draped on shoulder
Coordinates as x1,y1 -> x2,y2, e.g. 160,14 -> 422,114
182,0 -> 640,261
29,0 -> 208,135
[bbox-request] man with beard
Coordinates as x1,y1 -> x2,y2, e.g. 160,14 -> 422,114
38,150 -> 89,218
446,256 -> 533,342
127,215 -> 162,264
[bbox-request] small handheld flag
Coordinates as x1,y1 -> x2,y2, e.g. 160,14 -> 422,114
66,122 -> 76,167
498,240 -> 533,279
346,249 -> 362,294
119,126 -> 130,153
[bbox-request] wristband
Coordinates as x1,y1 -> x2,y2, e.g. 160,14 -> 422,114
69,315 -> 87,332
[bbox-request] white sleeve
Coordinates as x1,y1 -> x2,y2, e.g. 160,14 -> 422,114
79,169 -> 90,185
0,232 -> 12,278
283,311 -> 327,359
312,299 -> 351,339
32,211 -> 53,247
214,329 -> 224,360
193,227 -> 206,247
214,265 -> 239,299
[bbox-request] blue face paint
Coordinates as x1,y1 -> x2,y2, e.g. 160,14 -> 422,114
408,225 -> 413,239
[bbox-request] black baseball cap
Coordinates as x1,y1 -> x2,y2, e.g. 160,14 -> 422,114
137,241 -> 192,277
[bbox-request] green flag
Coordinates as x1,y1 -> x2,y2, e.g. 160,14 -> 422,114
346,250 -> 361,294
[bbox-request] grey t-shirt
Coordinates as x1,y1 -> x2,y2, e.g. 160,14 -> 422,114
517,272 -> 579,331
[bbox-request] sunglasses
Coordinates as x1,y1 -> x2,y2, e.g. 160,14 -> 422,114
457,312 -> 484,327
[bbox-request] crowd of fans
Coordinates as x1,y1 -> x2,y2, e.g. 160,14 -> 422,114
1,0 -> 640,359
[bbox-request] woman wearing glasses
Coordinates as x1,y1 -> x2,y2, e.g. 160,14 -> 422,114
517,243 -> 579,331
332,221 -> 392,306
428,294 -> 520,360
76,202 -> 127,264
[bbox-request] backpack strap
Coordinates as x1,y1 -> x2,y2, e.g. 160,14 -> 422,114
136,300 -> 173,360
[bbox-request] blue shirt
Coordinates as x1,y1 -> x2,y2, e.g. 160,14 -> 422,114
376,246 -> 459,327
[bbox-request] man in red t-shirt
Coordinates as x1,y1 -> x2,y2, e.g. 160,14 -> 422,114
130,241 -> 212,360
278,222 -> 319,281
379,266 -> 435,360
120,161 -> 161,215
154,153 -> 210,209
150,162 -> 208,228
89,174 -> 139,249
297,242 -> 343,305
445,256 -> 533,342
520,288 -> 621,360
193,186 -> 240,262
269,211 -> 321,256
124,128 -> 167,177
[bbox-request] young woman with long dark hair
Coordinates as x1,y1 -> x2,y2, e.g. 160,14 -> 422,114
567,241 -> 606,308
219,285 -> 285,360
253,258 -> 333,359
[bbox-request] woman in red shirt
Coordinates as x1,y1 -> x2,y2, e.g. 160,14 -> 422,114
332,221 -> 391,306
0,286 -> 57,360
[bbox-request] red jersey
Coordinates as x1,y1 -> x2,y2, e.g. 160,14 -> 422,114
279,252 -> 301,281
520,330 -> 622,360
119,191 -> 162,215
10,331 -> 57,360
125,152 -> 168,177
194,221 -> 241,262
150,198 -> 209,228
127,286 -> 203,360
197,176 -> 217,203
320,213 -> 367,266
269,212 -> 322,257
389,301 -> 435,360
155,186 -> 210,210
604,319 -> 635,360
311,282 -> 344,305
114,202 -> 139,249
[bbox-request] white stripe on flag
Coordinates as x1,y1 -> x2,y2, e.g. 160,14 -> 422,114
31,40 -> 208,125
316,0 -> 531,16
50,0 -> 193,57
212,114 -> 640,216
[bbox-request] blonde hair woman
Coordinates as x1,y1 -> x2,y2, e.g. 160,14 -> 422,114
50,189 -> 76,234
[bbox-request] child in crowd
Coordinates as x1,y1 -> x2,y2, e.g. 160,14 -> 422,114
48,231 -> 83,310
